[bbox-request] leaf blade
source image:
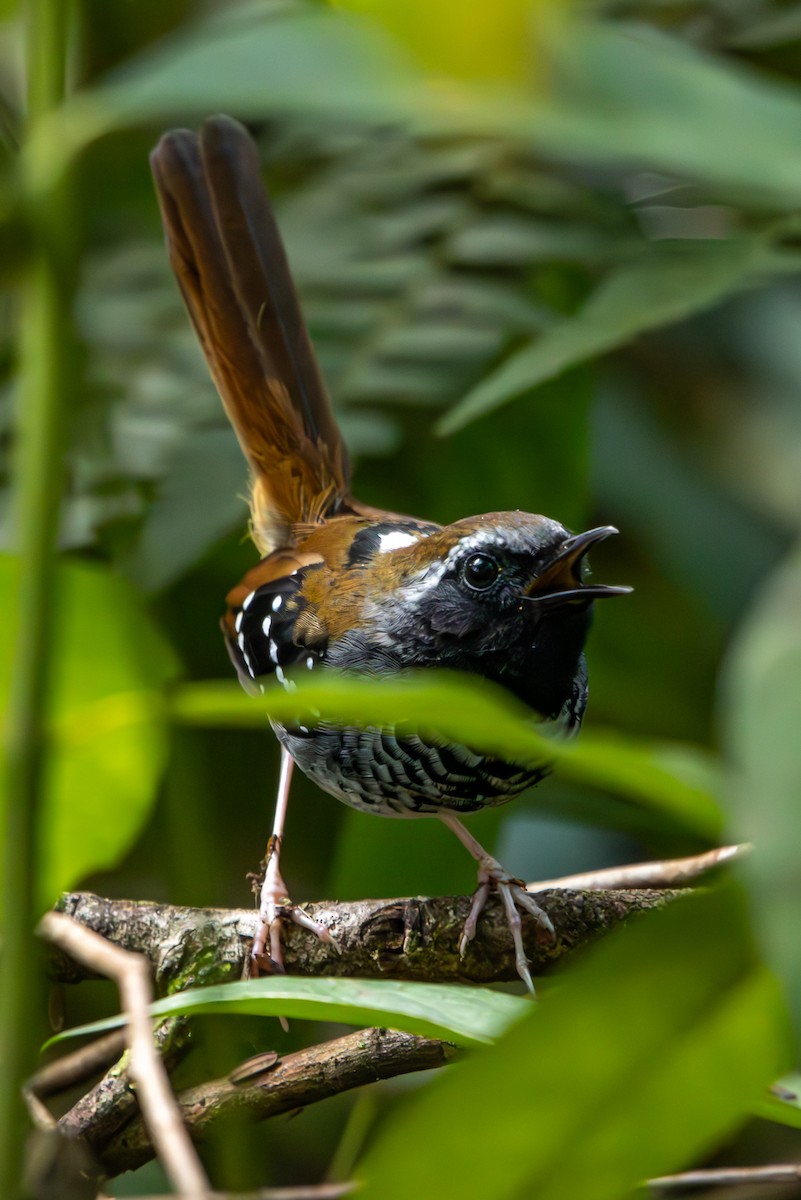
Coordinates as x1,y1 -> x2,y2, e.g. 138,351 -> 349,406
170,674 -> 724,840
48,977 -> 528,1049
440,236 -> 792,433
0,555 -> 179,913
358,889 -> 789,1200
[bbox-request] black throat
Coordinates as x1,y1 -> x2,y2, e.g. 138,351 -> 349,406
473,604 -> 593,719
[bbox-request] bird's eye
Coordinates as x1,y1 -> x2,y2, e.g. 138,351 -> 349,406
461,553 -> 500,591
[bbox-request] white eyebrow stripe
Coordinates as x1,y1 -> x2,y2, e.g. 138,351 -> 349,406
399,521 -> 565,603
378,531 -> 419,554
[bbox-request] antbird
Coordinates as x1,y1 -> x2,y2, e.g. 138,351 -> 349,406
150,115 -> 630,991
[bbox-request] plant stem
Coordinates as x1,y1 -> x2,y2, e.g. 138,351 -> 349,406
0,2 -> 73,1194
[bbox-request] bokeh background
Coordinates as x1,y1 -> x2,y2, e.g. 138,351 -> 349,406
3,0 -> 801,1195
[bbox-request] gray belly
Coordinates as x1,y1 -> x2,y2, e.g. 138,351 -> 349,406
272,722 -> 548,817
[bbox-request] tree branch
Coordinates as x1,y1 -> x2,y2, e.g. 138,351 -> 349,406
529,844 -> 748,891
56,1017 -> 191,1149
41,874 -> 705,1183
96,1027 -> 455,1177
51,885 -> 681,991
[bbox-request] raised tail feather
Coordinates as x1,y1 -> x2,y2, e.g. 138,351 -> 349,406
150,115 -> 351,555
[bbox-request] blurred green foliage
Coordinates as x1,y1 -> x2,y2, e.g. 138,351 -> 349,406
3,0 -> 801,1196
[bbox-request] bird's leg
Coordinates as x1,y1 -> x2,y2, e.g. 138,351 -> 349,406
438,811 -> 555,996
250,747 -> 337,975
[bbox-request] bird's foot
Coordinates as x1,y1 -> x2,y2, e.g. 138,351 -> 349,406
460,855 -> 555,996
249,897 -> 338,978
247,848 -> 339,978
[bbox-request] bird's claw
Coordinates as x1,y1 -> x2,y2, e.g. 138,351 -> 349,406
459,856 -> 554,996
249,866 -> 339,978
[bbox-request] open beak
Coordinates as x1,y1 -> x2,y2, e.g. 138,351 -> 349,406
523,526 -> 632,608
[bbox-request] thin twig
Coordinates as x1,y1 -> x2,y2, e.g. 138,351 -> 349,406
21,1088 -> 56,1131
529,845 -> 749,892
649,1162 -> 801,1190
39,912 -> 211,1200
128,1188 -> 356,1199
28,1030 -> 127,1100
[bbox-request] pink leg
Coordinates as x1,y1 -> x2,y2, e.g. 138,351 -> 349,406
250,747 -> 338,974
439,811 -> 554,996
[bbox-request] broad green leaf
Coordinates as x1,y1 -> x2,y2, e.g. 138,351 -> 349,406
74,7 -> 801,215
50,977 -> 527,1049
24,6 -> 425,191
342,0 -> 531,85
98,7 -> 420,126
26,5 -> 801,214
440,235 -> 797,433
530,20 -> 801,205
0,555 -> 178,912
720,541 -> 801,1033
358,889 -> 789,1200
169,674 -> 724,840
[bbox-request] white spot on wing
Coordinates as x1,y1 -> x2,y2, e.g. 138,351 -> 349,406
242,591 -> 256,611
378,531 -> 418,554
275,665 -> 296,692
269,640 -> 279,664
306,656 -> 315,670
234,611 -> 243,633
272,595 -> 283,611
262,616 -> 271,637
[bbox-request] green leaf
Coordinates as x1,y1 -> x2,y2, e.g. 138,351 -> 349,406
531,20 -> 801,205
440,235 -> 795,432
0,555 -> 179,912
358,889 -> 789,1200
754,1074 -> 801,1131
124,428 -> 248,593
720,541 -> 801,1034
28,6 -> 801,213
88,5 -> 801,217
169,673 -> 724,841
31,5 -> 424,184
49,977 -> 527,1049
444,214 -> 627,268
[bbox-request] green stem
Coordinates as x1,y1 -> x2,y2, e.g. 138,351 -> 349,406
0,2 -> 73,1194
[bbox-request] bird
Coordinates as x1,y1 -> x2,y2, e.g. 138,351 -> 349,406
150,115 -> 631,993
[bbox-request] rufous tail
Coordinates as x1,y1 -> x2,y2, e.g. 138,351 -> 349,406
150,115 -> 350,555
